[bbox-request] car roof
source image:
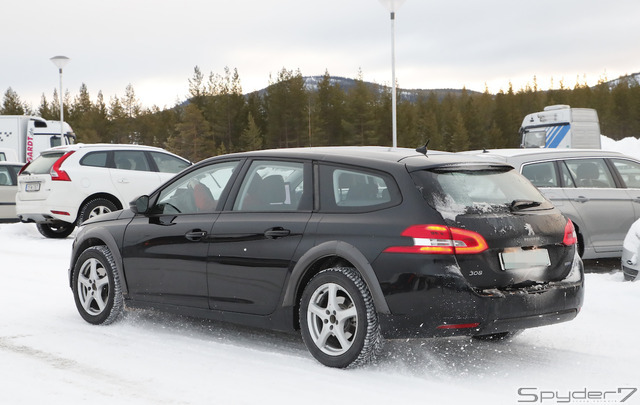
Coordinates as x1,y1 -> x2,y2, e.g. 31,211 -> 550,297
459,148 -> 634,166
201,146 -> 514,171
41,143 -> 171,154
0,161 -> 24,167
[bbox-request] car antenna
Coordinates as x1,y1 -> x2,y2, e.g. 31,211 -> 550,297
416,140 -> 430,156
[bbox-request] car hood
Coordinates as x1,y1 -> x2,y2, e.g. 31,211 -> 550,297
81,209 -> 133,226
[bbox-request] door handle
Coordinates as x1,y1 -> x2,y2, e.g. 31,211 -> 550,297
264,227 -> 290,239
118,178 -> 130,184
185,230 -> 207,241
573,196 -> 589,203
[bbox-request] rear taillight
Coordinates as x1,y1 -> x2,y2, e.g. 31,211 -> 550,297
384,224 -> 489,255
50,151 -> 75,181
563,219 -> 577,246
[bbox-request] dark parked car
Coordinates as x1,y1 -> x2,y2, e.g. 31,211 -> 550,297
69,147 -> 584,368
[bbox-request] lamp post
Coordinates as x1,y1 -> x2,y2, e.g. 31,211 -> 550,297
49,56 -> 70,139
378,0 -> 405,148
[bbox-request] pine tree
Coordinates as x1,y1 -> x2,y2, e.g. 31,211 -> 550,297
1,88 -> 26,115
449,111 -> 470,152
170,103 -> 214,162
239,112 -> 263,151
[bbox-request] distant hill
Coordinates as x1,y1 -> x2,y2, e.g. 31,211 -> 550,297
604,72 -> 640,88
246,75 -> 481,102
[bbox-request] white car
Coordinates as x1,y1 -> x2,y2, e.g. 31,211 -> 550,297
16,144 -> 190,238
622,219 -> 640,281
0,161 -> 24,222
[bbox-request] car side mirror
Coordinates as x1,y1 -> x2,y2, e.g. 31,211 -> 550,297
131,195 -> 150,215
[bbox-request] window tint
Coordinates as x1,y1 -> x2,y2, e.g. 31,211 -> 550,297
559,161 -> 576,187
612,159 -> 640,188
150,152 -> 190,174
233,161 -> 306,212
412,166 -> 551,215
80,151 -> 108,168
522,162 -> 558,187
23,152 -> 64,174
319,164 -> 398,212
0,152 -> 6,161
0,166 -> 14,186
564,159 -> 615,188
113,151 -> 150,172
155,161 -> 239,214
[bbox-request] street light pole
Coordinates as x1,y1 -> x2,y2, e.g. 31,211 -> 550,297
378,0 -> 405,148
49,56 -> 70,139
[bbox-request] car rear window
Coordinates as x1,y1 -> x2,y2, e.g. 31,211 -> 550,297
412,166 -> 552,215
23,152 -> 65,174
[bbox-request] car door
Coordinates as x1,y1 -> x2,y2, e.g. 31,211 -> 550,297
121,160 -> 240,308
0,165 -> 19,220
207,159 -> 313,315
610,158 -> 640,218
110,150 -> 162,203
561,158 -> 635,255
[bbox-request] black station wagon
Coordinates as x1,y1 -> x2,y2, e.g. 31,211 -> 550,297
69,147 -> 584,368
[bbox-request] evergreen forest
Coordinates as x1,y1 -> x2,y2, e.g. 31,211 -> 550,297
2,66 -> 640,162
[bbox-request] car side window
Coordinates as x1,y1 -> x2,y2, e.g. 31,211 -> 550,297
80,151 -> 108,168
611,159 -> 640,188
522,162 -> 558,187
149,151 -> 190,174
559,161 -> 576,187
154,161 -> 239,214
563,158 -> 615,188
113,151 -> 150,172
233,160 -> 307,212
0,167 -> 14,186
319,164 -> 398,212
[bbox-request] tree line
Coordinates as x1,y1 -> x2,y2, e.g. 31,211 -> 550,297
2,67 -> 639,162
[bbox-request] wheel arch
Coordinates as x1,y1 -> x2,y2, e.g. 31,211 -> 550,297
564,214 -> 586,257
284,241 -> 390,330
69,227 -> 128,295
75,193 -> 124,222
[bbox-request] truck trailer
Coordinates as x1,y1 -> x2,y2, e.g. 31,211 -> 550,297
520,105 -> 601,149
0,115 -> 75,162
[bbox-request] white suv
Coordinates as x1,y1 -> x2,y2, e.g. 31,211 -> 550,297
16,144 -> 191,238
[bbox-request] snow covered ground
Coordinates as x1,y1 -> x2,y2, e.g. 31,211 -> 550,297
2,136 -> 640,404
0,221 -> 638,405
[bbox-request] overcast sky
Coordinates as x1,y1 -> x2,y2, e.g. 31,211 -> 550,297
3,0 -> 639,110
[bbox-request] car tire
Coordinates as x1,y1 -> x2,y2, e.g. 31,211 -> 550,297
72,245 -> 124,325
78,198 -> 118,224
36,223 -> 75,239
472,330 -> 522,341
299,267 -> 383,368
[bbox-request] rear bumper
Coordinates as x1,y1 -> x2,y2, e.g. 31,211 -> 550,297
378,254 -> 584,339
16,198 -> 78,224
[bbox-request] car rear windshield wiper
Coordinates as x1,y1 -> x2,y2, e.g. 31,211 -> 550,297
510,200 -> 542,211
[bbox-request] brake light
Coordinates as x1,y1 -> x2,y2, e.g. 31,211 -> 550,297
50,151 -> 75,181
563,219 -> 577,246
384,224 -> 489,255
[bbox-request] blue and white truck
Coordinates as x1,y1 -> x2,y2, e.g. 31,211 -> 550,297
0,115 -> 75,162
520,105 -> 601,149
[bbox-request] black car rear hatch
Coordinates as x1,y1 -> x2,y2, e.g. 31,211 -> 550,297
410,163 -> 576,289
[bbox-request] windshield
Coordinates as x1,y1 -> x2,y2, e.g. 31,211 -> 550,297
412,166 -> 552,216
522,130 -> 546,148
